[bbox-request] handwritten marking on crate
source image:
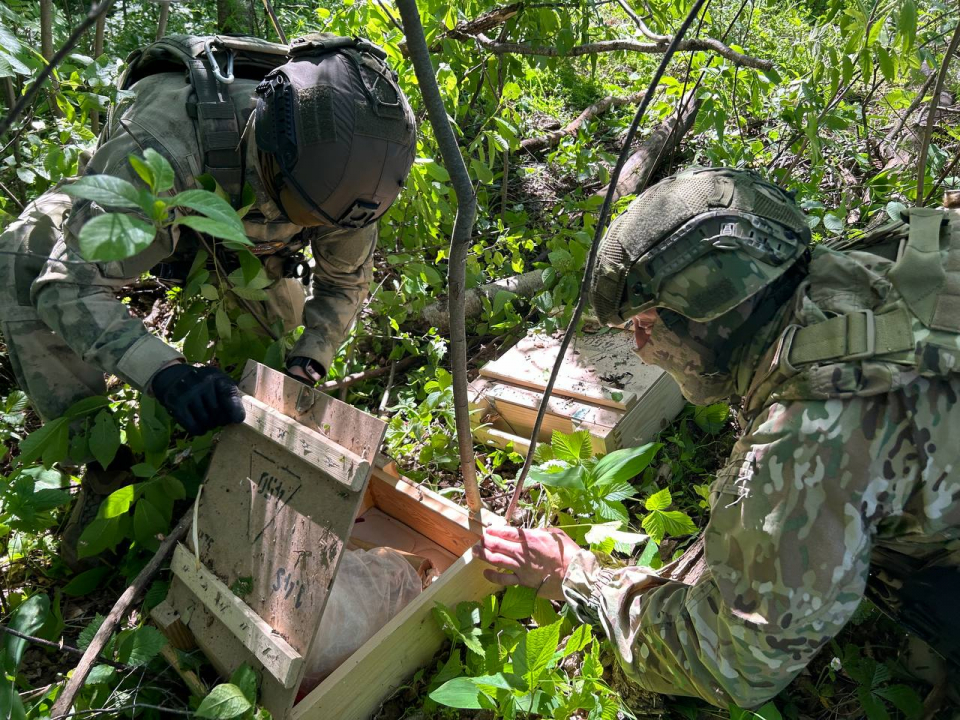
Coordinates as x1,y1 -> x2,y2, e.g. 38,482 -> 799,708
241,395 -> 369,491
171,543 -> 304,688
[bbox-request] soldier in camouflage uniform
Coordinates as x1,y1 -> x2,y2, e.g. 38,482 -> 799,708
0,34 -> 416,565
479,167 -> 960,707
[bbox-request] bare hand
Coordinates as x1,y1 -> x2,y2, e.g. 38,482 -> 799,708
475,526 -> 586,601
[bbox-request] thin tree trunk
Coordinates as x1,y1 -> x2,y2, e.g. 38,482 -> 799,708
396,0 -> 482,515
217,0 -> 256,34
916,22 -> 960,204
40,0 -> 63,117
90,14 -> 105,135
156,2 -> 170,40
2,78 -> 24,206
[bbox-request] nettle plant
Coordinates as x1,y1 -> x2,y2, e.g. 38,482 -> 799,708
526,430 -> 697,565
427,587 -> 621,719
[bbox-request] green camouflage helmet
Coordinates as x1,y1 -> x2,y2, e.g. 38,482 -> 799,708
589,167 -> 811,325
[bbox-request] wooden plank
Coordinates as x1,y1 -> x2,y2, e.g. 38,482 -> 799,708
150,599 -> 195,651
369,463 -> 501,556
171,543 -> 304,688
470,376 -> 623,429
610,374 -> 687,447
241,395 -> 368,492
473,425 -> 532,456
291,549 -> 497,720
480,331 -> 665,410
238,361 -> 386,465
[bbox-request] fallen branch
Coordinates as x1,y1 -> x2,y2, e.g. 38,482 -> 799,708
0,0 -> 117,139
397,0 -> 483,515
319,354 -> 424,390
592,91 -> 701,202
421,269 -> 545,329
50,508 -> 193,717
916,22 -> 960,204
520,91 -> 645,152
0,626 -> 131,671
468,32 -> 773,70
401,2 -> 521,55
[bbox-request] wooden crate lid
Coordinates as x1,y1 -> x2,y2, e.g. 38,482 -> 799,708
164,361 -> 386,718
478,329 -> 665,410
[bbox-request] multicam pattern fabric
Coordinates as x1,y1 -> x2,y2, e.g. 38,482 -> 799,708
564,209 -> 960,708
0,72 -> 375,421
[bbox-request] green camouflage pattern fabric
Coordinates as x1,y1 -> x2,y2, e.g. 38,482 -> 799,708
589,167 -> 809,326
0,72 -> 375,420
563,211 -> 960,708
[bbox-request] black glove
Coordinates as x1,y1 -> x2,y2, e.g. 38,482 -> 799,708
286,356 -> 325,385
151,364 -> 246,436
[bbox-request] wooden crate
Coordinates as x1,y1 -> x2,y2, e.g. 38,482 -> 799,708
153,362 -> 500,720
469,329 -> 686,455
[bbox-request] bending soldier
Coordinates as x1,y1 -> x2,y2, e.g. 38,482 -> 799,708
0,34 -> 416,566
479,167 -> 960,707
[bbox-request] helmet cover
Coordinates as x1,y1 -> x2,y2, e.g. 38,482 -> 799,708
589,167 -> 811,325
254,33 -> 417,228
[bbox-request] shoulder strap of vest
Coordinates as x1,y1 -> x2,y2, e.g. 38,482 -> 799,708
119,35 -> 288,201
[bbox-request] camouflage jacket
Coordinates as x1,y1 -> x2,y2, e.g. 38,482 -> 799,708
31,72 -> 376,391
562,227 -> 960,707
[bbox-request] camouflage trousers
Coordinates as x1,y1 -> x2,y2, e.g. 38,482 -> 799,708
0,193 -> 306,422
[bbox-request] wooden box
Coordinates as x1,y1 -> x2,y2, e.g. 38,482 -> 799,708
153,362 -> 499,720
469,329 -> 686,455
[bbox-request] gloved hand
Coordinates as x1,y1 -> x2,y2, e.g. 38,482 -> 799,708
287,356 -> 325,385
151,364 -> 246,436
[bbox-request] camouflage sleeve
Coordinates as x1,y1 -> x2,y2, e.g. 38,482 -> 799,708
30,128 -> 185,391
289,223 -> 376,373
563,398 -> 883,708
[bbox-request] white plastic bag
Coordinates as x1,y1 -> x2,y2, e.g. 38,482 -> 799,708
300,547 -> 422,692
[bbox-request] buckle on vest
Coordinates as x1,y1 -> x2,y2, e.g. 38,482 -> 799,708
841,309 -> 876,360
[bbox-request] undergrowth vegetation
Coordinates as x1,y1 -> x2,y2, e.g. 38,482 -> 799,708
1,0 -> 958,717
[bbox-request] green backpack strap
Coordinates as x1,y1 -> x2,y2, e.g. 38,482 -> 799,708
787,306 -> 915,366
888,207 -> 947,329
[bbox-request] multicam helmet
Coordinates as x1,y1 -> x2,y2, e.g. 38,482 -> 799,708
254,33 -> 417,229
589,167 -> 811,325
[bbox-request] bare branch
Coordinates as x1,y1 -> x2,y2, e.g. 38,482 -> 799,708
520,91 -> 645,152
49,508 -> 193,717
463,31 -> 772,70
916,23 -> 960,204
615,0 -> 669,41
396,0 -> 483,515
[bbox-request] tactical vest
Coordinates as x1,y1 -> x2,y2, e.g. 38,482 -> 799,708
114,33 -> 391,202
741,206 -> 960,418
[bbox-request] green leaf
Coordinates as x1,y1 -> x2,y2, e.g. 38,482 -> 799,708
62,566 -> 112,597
18,417 -> 68,465
527,463 -> 585,490
898,0 -> 916,52
78,212 -> 157,262
89,410 -> 120,469
64,395 -> 111,418
229,664 -> 258,704
184,318 -> 211,362
644,487 -> 672,512
176,215 -> 251,248
172,189 -> 244,231
562,623 -> 592,656
137,149 -> 175,193
196,683 -> 254,720
584,522 -> 648,550
77,614 -> 106,651
875,685 -> 922,718
3,595 -> 50,670
419,158 -> 450,182
471,157 -> 494,184
499,585 -> 537,620
134,498 -> 167,548
117,625 -> 167,667
216,307 -> 232,341
823,212 -> 845,235
84,664 -> 116,686
594,443 -> 660,487
885,201 -> 906,222
515,621 -> 560,689
77,516 -> 123,559
692,403 -> 730,435
100,485 -> 134,518
62,175 -> 141,208
551,430 -> 593,463
429,677 -> 491,709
